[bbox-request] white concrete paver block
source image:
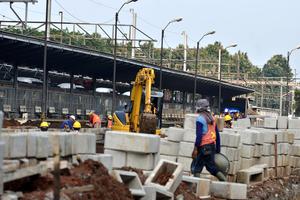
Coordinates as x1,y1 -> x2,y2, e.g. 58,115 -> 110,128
178,142 -> 194,157
73,133 -> 96,154
184,114 -> 198,129
27,133 -> 37,157
159,155 -> 177,162
9,133 -> 27,158
240,158 -> 254,169
288,119 -> 300,129
237,167 -> 264,185
36,133 -> 49,158
127,152 -> 155,170
264,118 -> 277,129
182,176 -> 211,197
145,159 -> 183,193
277,116 -> 288,129
261,130 -> 275,144
291,144 -> 300,156
105,131 -> 160,153
240,130 -> 257,145
160,139 -> 179,156
183,128 -> 196,143
225,147 -> 240,161
112,170 -> 146,197
210,181 -> 247,199
167,127 -> 184,142
104,149 -> 126,168
141,185 -> 174,200
233,118 -> 251,129
241,145 -> 254,158
177,156 -> 193,172
288,129 -> 300,139
254,145 -> 263,158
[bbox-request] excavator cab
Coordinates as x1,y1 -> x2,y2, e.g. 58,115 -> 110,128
112,89 -> 163,134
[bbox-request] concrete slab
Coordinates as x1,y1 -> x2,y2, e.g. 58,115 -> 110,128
145,159 -> 183,193
240,158 -> 254,169
178,142 -> 194,157
182,176 -> 211,197
221,132 -> 241,148
183,128 -> 196,143
261,130 -> 275,144
264,118 -> 277,129
177,156 -> 193,172
104,149 -> 126,168
288,129 -> 300,139
105,131 -> 160,153
277,116 -> 288,129
127,152 -> 155,170
262,143 -> 273,156
27,133 -> 37,157
233,118 -> 251,129
159,155 -> 177,162
36,133 -> 49,158
112,170 -> 146,197
277,131 -> 289,143
225,147 -> 240,161
237,167 -> 264,185
160,138 -> 179,156
210,181 -> 247,199
291,144 -> 300,156
73,133 -> 96,154
228,161 -> 240,175
167,127 -> 184,142
184,114 -> 198,129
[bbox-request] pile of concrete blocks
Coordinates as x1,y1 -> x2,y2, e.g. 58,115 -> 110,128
104,131 -> 160,170
219,130 -> 241,182
210,181 -> 247,199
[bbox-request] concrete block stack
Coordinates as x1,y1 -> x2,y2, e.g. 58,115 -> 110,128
104,131 -> 160,170
219,130 -> 241,181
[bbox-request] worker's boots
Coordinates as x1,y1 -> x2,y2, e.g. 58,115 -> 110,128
216,171 -> 227,181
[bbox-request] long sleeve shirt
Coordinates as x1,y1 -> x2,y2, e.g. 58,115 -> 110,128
195,115 -> 221,153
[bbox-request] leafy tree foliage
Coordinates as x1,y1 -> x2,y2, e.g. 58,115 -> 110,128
262,55 -> 293,78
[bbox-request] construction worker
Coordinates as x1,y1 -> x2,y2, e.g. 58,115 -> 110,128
73,121 -> 81,131
107,114 -> 113,128
40,121 -> 49,132
191,99 -> 226,181
87,112 -> 101,128
60,115 -> 76,131
224,112 -> 232,128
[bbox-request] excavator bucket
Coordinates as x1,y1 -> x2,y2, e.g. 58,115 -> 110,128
139,113 -> 157,134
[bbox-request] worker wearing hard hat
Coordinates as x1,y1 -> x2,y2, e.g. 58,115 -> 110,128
191,99 -> 226,181
73,121 -> 81,131
87,112 -> 101,128
60,115 -> 76,131
40,121 -> 49,132
224,112 -> 232,128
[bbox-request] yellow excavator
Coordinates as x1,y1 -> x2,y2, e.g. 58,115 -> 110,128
112,68 -> 163,134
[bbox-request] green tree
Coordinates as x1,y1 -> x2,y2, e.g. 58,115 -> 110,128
262,55 -> 293,78
295,89 -> 300,116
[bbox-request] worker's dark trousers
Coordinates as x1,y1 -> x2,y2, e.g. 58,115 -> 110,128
191,143 -> 218,176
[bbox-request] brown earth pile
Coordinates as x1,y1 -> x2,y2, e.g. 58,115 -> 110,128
3,119 -> 21,128
175,182 -> 201,200
6,160 -> 134,200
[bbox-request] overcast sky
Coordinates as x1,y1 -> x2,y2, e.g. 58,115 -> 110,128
1,0 -> 300,76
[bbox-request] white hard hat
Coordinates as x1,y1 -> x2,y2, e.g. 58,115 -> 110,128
70,115 -> 75,120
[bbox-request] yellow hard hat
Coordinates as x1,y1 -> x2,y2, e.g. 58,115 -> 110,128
224,115 -> 232,122
108,115 -> 112,120
73,121 -> 81,129
40,121 -> 49,128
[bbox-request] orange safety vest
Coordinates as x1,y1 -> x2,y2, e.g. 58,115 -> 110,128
200,121 -> 217,146
90,113 -> 101,125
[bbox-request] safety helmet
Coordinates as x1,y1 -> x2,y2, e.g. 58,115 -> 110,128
40,121 -> 49,128
73,121 -> 81,129
107,115 -> 112,120
224,115 -> 232,122
70,115 -> 76,121
196,99 -> 210,111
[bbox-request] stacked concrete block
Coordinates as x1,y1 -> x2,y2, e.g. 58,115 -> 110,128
72,133 -> 96,154
232,118 -> 251,129
159,138 -> 179,162
288,118 -> 300,129
264,118 -> 277,129
290,144 -> 300,168
210,181 -> 247,199
177,142 -> 194,171
0,141 -> 4,195
237,167 -> 264,185
277,116 -> 288,129
141,185 -> 174,200
145,159 -> 183,193
166,127 -> 184,142
183,114 -> 198,129
104,131 -> 160,170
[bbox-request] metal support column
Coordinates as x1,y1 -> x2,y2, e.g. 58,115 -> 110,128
13,64 -> 18,113
69,74 -> 74,111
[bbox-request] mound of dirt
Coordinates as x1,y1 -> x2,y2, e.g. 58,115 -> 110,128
175,182 -> 201,200
7,160 -> 134,200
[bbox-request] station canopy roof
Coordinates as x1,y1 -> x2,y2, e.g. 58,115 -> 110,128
0,31 -> 254,98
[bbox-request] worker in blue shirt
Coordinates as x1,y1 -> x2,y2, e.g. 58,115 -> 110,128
60,115 -> 76,131
191,99 -> 226,181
